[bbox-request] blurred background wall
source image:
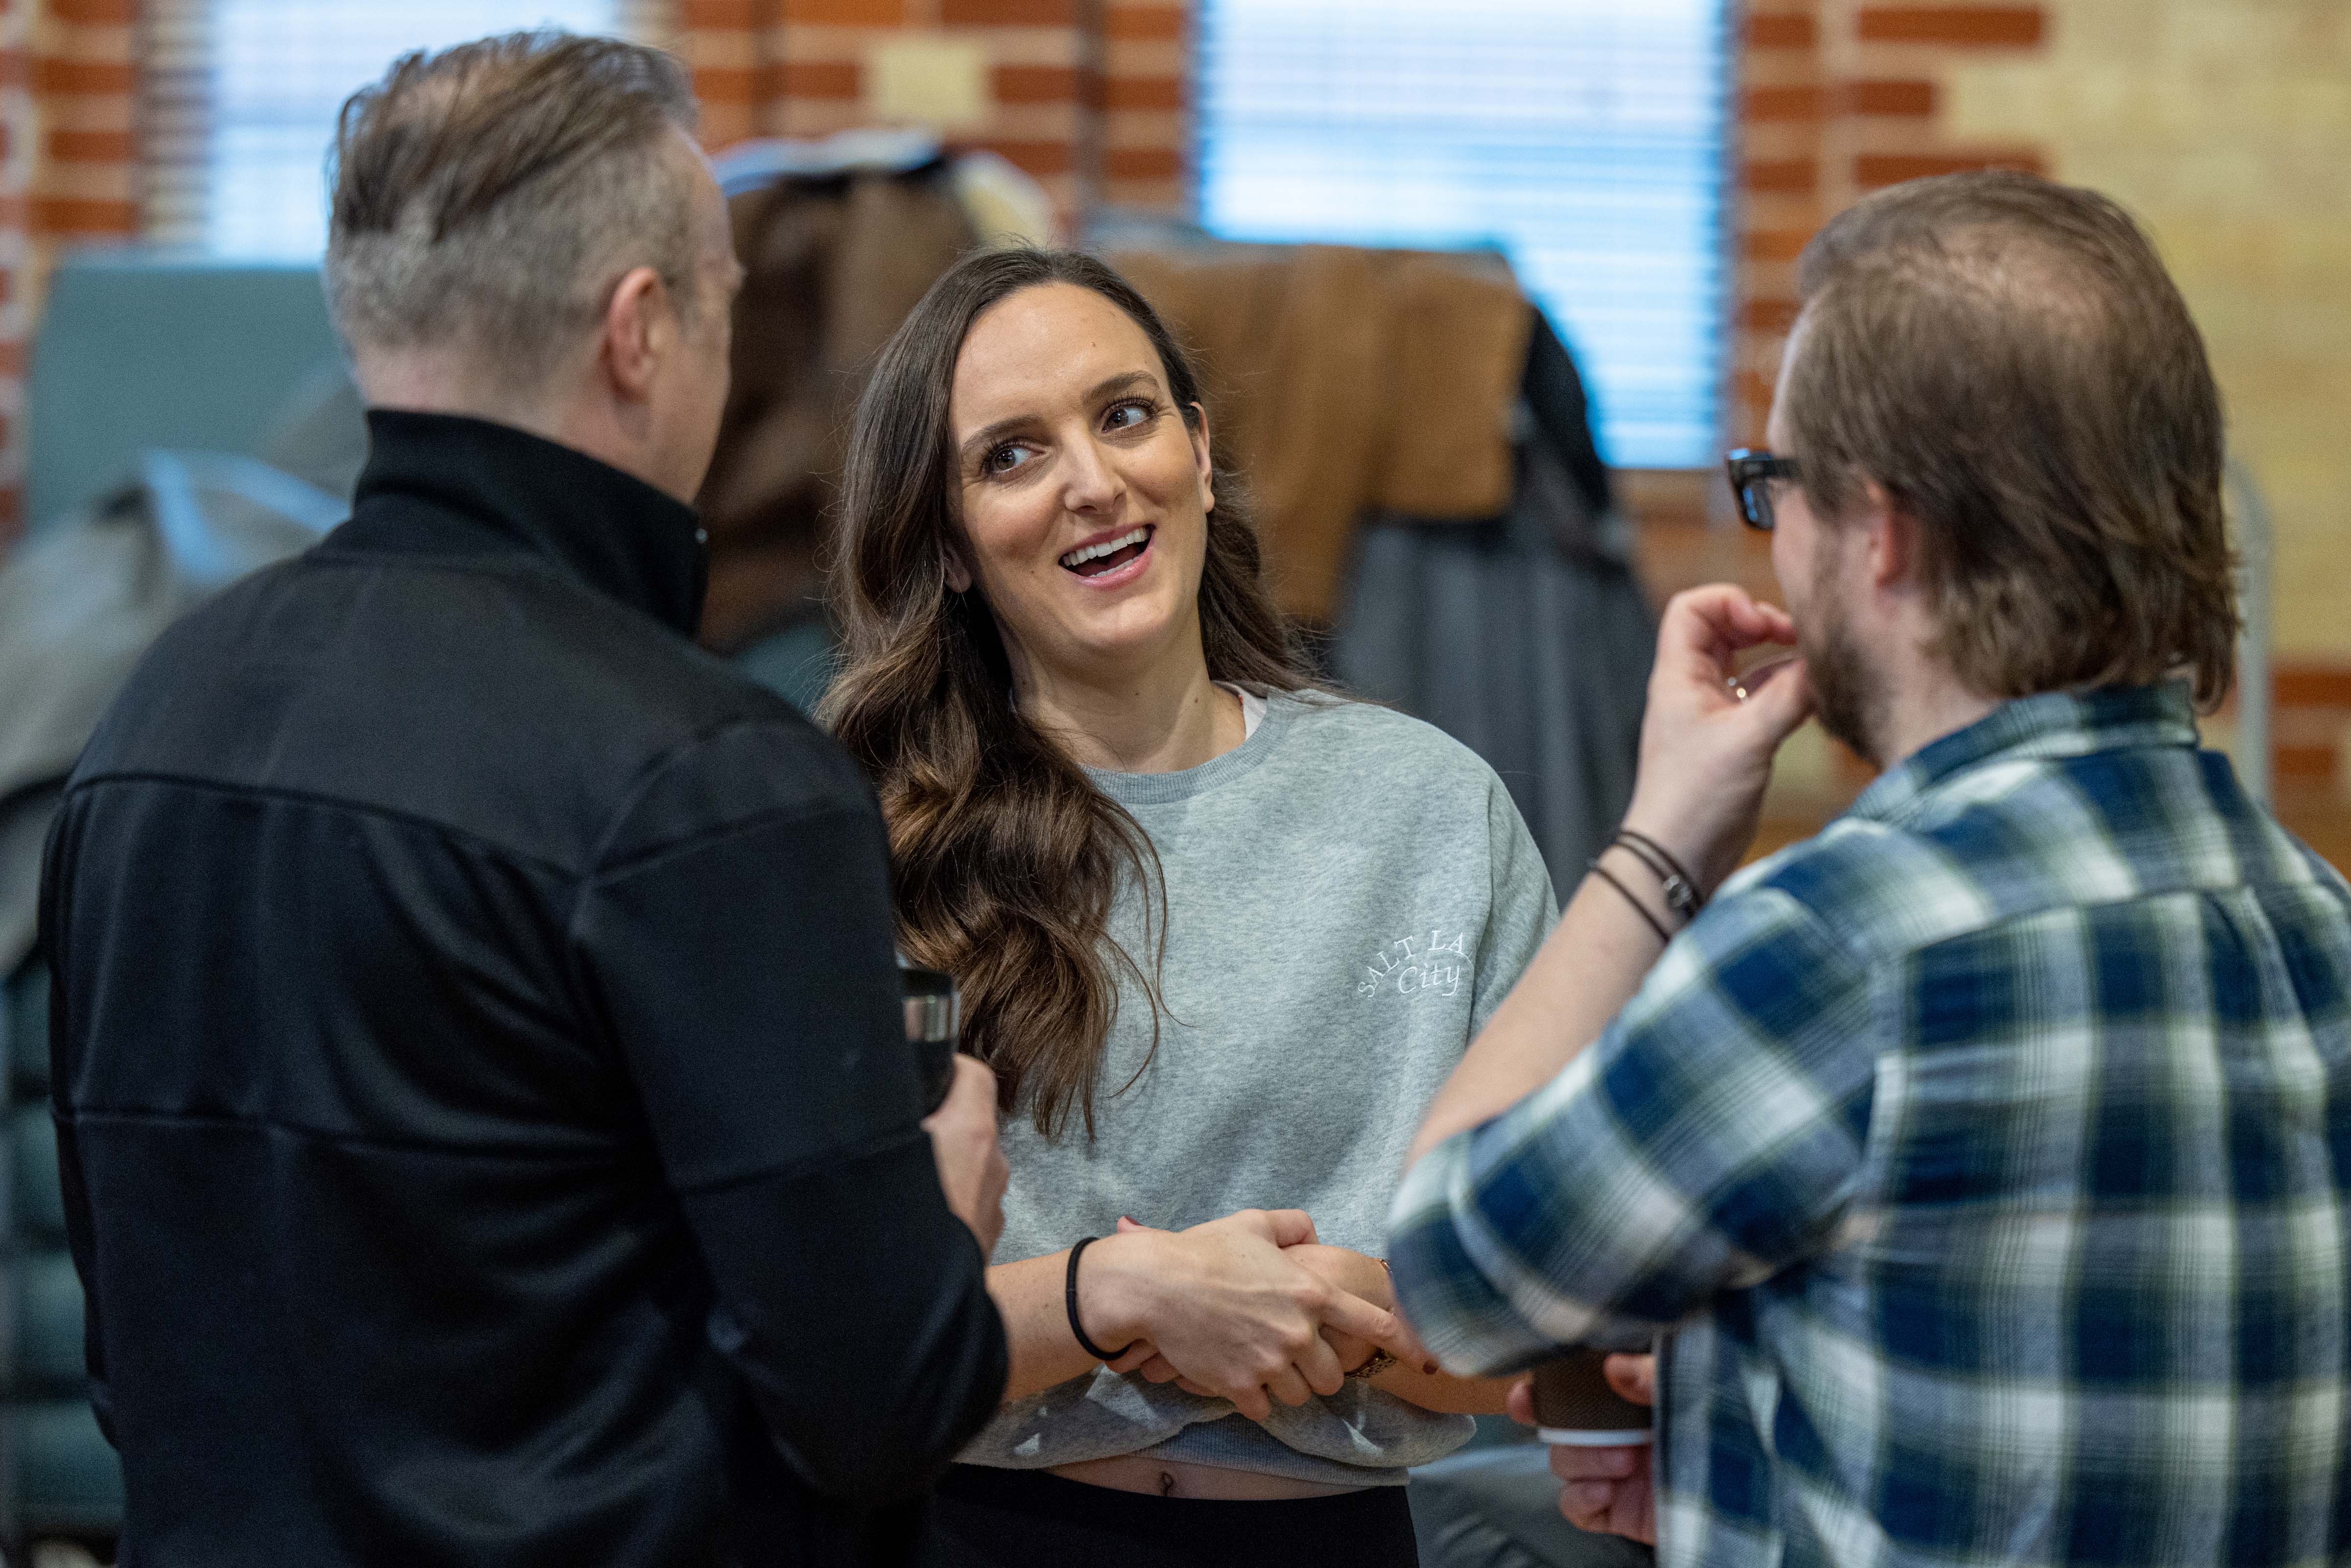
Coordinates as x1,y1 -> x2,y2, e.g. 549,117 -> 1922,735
1719,0 -> 2351,854
0,0 -> 2337,821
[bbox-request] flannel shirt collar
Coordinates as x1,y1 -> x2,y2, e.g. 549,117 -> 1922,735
1848,680 -> 2200,829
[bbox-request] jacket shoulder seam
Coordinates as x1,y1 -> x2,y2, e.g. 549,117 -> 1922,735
59,771 -> 577,879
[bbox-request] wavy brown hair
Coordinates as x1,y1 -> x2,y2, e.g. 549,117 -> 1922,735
822,248 -> 1314,1140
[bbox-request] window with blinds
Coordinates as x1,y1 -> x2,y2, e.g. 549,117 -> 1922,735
1195,0 -> 1732,471
144,1 -> 673,260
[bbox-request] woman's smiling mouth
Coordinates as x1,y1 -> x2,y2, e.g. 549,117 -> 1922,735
1059,525 -> 1154,582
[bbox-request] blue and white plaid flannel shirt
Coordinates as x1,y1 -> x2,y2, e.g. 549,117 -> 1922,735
1391,684 -> 2351,1568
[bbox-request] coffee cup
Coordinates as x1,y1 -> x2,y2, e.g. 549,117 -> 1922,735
1531,1350 -> 1652,1446
901,963 -> 960,1116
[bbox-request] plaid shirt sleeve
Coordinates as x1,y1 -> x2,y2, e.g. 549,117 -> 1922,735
1389,879 -> 1881,1373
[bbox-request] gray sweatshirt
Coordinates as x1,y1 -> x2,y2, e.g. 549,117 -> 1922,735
961,690 -> 1558,1487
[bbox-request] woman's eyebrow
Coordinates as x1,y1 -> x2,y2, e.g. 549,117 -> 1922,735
1084,370 -> 1158,403
955,372 -> 1164,462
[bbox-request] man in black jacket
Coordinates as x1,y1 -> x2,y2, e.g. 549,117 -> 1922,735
38,33 -> 1009,1565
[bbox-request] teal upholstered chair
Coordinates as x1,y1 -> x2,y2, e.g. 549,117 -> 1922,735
0,247 -> 342,1549
26,252 -> 346,536
2,961 -> 123,1545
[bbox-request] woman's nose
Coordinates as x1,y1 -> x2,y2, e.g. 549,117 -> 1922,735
1059,435 -> 1124,513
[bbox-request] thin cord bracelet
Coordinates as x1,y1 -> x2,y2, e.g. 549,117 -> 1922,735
1066,1236 -> 1137,1362
1588,858 -> 1672,946
1614,828 -> 1705,923
1609,832 -> 1678,898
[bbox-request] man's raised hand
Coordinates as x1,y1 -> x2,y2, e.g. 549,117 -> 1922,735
1620,585 -> 1814,897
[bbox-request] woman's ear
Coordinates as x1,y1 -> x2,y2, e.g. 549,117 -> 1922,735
944,548 -> 974,594
1188,401 -> 1216,514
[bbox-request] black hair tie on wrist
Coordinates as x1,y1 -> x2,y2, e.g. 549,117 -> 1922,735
1066,1236 -> 1137,1363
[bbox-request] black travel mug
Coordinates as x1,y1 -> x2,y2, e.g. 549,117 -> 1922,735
901,963 -> 961,1116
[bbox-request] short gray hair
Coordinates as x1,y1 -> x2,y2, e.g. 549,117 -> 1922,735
324,31 -> 701,393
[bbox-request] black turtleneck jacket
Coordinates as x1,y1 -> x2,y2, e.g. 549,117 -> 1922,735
39,412 -> 1007,1566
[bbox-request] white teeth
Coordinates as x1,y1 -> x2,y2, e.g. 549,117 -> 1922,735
1059,527 -> 1149,570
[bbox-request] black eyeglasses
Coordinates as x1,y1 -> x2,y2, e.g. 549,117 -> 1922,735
1725,449 -> 1800,532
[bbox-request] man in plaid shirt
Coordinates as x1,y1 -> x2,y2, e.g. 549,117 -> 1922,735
1390,171 -> 2351,1567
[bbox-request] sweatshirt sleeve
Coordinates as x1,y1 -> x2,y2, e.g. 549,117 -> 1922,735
568,717 -> 1007,1504
1471,776 -> 1559,1035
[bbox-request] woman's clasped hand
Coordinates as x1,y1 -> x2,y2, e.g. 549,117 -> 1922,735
1074,1211 -> 1430,1422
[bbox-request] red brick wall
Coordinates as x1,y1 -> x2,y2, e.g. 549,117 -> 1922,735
672,0 -> 1188,221
1730,1 -> 2048,445
1724,1 -> 2349,833
672,0 -> 774,152
0,0 -> 141,547
0,10 -> 28,552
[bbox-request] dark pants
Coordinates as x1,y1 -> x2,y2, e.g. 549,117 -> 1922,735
914,1464 -> 1420,1568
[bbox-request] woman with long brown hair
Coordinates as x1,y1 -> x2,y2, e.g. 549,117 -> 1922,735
824,248 -> 1556,1566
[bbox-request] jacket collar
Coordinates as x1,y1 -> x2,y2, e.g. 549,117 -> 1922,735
1850,681 -> 2202,828
339,409 -> 707,638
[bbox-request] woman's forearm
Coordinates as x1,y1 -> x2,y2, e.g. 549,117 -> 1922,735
989,1252 -> 1091,1404
1294,1245 -> 1513,1414
987,1239 -> 1158,1404
1363,1361 -> 1516,1414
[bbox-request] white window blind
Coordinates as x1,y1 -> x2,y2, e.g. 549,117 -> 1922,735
144,0 -> 673,260
1196,0 -> 1731,470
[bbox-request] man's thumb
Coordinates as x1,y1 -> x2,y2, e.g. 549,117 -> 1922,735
1603,1354 -> 1657,1406
1754,656 -> 1815,736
